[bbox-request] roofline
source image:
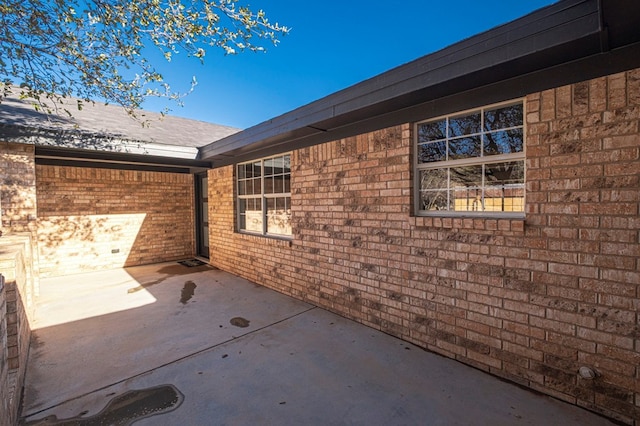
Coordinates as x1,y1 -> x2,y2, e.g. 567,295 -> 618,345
199,0 -> 640,166
1,124 -> 200,157
35,145 -> 212,173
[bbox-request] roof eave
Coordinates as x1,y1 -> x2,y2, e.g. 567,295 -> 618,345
200,0 -> 640,166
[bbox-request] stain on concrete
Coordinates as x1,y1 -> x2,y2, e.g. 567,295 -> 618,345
126,263 -> 213,294
24,384 -> 184,425
230,317 -> 250,328
180,281 -> 197,304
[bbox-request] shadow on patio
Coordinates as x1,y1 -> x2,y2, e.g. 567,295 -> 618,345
20,261 -> 614,425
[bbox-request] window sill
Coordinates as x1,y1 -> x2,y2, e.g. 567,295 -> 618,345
409,215 -> 525,233
236,231 -> 293,247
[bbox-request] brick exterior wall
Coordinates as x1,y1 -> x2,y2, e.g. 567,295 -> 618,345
0,142 -> 37,235
0,235 -> 36,425
0,273 -> 8,423
0,142 -> 38,425
209,69 -> 640,424
36,165 -> 195,277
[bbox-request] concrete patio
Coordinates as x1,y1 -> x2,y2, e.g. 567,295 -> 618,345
20,261 -> 615,425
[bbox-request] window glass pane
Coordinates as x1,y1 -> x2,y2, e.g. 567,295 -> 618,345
485,161 -> 524,185
421,189 -> 450,211
419,169 -> 449,211
284,174 -> 291,193
237,154 -> 292,236
283,155 -> 291,173
252,161 -> 262,178
246,178 -> 261,195
449,135 -> 481,160
267,196 -> 291,235
272,175 -> 284,193
203,226 -> 209,247
266,197 -> 275,211
420,168 -> 448,191
201,178 -> 208,198
273,156 -> 284,174
202,202 -> 208,222
418,141 -> 446,163
451,165 -> 483,212
265,176 -> 274,194
415,102 -> 524,216
264,159 -> 275,176
484,129 -> 523,156
240,198 -> 262,233
449,112 -> 481,137
484,104 -> 523,131
484,186 -> 525,212
484,161 -> 525,213
238,199 -> 246,229
418,120 -> 447,142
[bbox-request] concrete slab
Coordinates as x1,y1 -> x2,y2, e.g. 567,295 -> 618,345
22,262 -> 615,425
22,262 -> 313,415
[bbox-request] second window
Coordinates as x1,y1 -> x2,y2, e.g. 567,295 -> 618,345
237,154 -> 292,237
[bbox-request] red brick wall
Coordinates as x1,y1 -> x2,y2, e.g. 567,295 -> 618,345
0,143 -> 38,425
0,235 -> 36,425
36,165 -> 195,277
209,69 -> 640,424
0,142 -> 37,235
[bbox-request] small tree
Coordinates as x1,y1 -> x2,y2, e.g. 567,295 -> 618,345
0,0 -> 288,115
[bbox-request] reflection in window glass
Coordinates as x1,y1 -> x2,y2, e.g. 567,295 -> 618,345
484,161 -> 525,213
419,169 -> 449,211
267,196 -> 292,235
485,161 -> 524,185
449,136 -> 481,160
449,112 -> 481,137
239,198 -> 263,233
418,120 -> 447,142
415,101 -> 524,215
484,104 -> 523,131
418,141 -> 447,163
451,165 -> 482,212
451,165 -> 483,189
421,189 -> 450,211
484,129 -> 523,156
237,154 -> 292,236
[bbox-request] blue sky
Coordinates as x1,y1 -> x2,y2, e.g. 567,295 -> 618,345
142,1 -> 557,129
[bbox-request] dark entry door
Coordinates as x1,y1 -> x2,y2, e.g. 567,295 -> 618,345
195,173 -> 209,258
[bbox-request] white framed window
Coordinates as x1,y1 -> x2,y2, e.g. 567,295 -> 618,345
414,100 -> 525,217
237,153 -> 292,237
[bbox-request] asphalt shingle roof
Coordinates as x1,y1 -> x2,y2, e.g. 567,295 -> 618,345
0,92 -> 239,159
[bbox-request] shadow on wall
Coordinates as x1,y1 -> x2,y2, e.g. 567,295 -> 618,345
35,165 -> 196,277
37,214 -> 147,276
0,145 -> 37,234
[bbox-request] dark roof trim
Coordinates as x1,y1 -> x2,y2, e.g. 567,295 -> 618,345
35,145 -> 212,173
35,158 -> 193,174
199,0 -> 640,166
